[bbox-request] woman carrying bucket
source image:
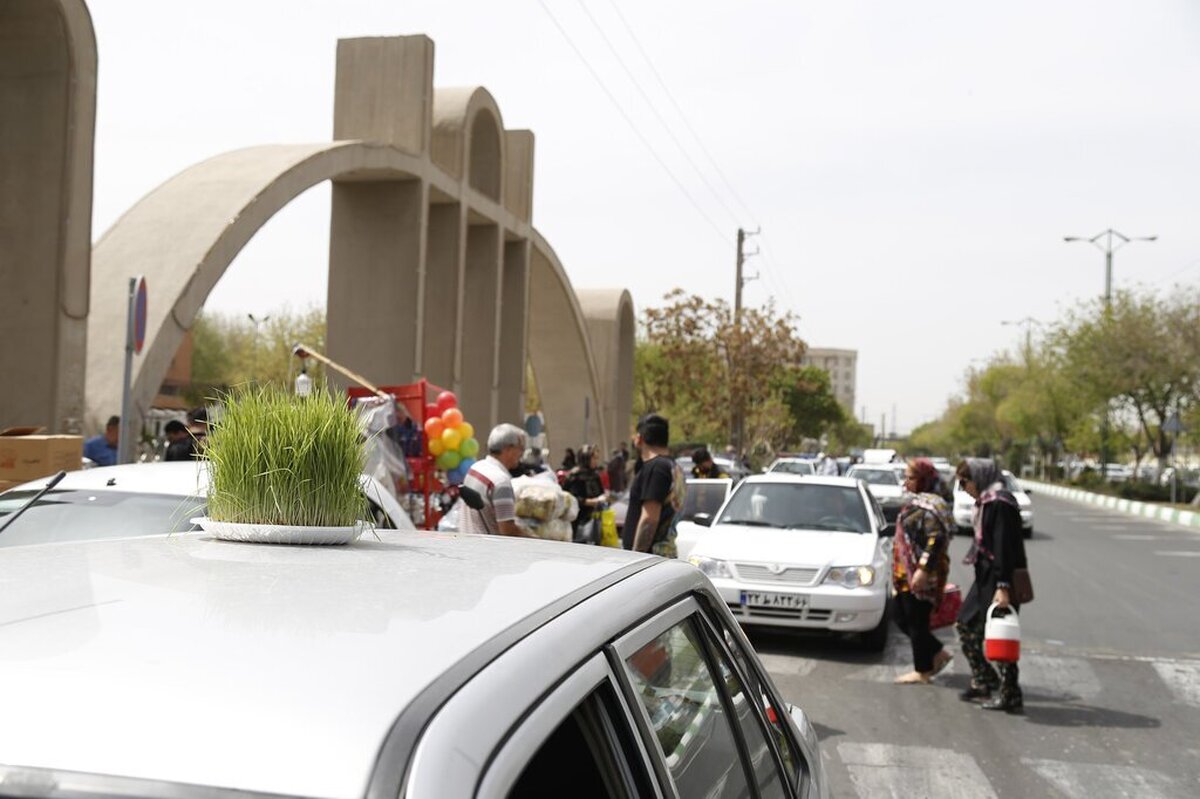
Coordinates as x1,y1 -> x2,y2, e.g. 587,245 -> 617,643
955,458 -> 1028,713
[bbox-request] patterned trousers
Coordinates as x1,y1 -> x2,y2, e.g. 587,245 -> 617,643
956,613 -> 1021,702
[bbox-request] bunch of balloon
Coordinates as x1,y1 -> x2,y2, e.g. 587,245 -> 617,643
423,391 -> 480,485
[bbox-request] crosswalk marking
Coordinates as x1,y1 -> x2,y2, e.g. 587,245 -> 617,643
837,743 -> 997,799
756,652 -> 817,678
1022,758 -> 1183,798
1153,661 -> 1200,708
1154,550 -> 1200,557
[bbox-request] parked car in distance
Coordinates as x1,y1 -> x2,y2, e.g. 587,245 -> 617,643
0,527 -> 828,797
688,474 -> 893,651
952,469 -> 1034,538
676,477 -> 735,561
845,464 -> 909,522
0,461 -> 413,547
767,457 -> 817,477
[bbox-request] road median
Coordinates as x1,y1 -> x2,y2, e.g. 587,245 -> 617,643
1020,479 -> 1200,531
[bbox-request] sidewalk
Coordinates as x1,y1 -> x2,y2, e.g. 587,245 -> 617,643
1021,479 -> 1200,531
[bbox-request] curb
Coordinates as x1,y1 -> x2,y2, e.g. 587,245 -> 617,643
1021,479 -> 1200,531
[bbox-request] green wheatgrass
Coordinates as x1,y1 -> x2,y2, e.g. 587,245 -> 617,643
205,386 -> 366,527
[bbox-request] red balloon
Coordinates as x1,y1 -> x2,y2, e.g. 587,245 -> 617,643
435,391 -> 458,414
424,402 -> 440,421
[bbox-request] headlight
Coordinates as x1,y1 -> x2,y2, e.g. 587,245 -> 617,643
824,565 -> 875,588
688,556 -> 732,579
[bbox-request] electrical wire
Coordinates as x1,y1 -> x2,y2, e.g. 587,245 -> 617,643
536,0 -> 728,244
576,0 -> 742,228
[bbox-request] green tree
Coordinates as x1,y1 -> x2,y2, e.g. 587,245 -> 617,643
776,365 -> 844,442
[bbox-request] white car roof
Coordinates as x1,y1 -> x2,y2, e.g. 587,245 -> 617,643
0,532 -> 654,799
742,473 -> 860,488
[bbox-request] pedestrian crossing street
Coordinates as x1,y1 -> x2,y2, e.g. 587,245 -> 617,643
757,630 -> 1200,798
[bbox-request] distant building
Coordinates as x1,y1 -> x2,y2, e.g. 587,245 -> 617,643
799,347 -> 857,411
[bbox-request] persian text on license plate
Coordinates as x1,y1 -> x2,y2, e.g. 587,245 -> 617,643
741,591 -> 807,610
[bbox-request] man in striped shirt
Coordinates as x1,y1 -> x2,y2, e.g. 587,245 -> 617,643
461,423 -> 534,537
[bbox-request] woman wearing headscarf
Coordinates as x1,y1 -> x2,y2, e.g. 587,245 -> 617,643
893,458 -> 954,684
563,445 -> 606,543
956,457 -> 1027,712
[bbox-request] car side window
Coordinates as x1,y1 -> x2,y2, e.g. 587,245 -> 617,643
508,681 -> 652,799
698,624 -> 789,798
624,618 -> 752,798
708,613 -> 807,791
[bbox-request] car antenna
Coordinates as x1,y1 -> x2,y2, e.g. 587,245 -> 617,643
0,471 -> 67,537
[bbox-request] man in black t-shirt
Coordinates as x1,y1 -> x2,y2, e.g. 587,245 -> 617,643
623,414 -> 685,556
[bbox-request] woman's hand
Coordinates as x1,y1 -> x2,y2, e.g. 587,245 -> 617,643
910,568 -> 929,592
993,587 -> 1011,608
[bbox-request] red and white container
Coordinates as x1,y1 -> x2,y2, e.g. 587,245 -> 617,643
984,602 -> 1021,662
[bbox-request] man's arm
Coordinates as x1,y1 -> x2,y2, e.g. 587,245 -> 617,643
632,499 -> 662,552
493,482 -> 535,537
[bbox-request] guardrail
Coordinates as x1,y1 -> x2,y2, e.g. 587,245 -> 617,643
1020,479 -> 1200,531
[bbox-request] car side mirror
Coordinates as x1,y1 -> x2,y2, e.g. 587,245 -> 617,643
694,512 -> 714,527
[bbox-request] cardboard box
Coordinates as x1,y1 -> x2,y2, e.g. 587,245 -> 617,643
0,429 -> 83,482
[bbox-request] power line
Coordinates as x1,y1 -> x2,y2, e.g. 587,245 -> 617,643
536,0 -> 727,244
575,0 -> 742,227
604,0 -> 756,221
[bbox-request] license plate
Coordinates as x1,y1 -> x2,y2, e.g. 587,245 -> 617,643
740,591 -> 808,610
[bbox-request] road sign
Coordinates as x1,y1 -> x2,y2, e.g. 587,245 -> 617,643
133,276 -> 148,355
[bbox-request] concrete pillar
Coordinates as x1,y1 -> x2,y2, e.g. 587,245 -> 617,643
503,130 -> 535,224
497,239 -> 530,424
460,224 -> 502,428
334,36 -> 434,155
326,179 -> 427,390
0,0 -> 96,432
420,203 -> 463,391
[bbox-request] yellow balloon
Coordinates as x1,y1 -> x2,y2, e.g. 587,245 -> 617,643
428,437 -> 446,457
441,427 -> 463,451
459,421 -> 474,441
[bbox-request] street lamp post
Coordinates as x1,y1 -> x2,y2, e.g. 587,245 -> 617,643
247,313 -> 271,382
1064,229 -> 1156,480
1001,317 -> 1041,364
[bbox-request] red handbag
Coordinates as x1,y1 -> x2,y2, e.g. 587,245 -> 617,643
930,582 -> 962,630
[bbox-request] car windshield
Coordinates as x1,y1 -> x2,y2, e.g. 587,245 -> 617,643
718,483 -> 871,533
771,461 -> 814,475
1002,474 -> 1022,492
681,482 -> 729,521
0,489 -> 202,548
849,469 -> 900,486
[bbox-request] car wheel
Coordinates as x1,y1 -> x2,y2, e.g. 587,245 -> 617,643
858,607 -> 890,652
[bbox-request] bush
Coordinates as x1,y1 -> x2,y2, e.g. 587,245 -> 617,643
205,386 -> 366,527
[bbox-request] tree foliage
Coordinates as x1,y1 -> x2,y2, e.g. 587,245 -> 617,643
634,290 -> 853,457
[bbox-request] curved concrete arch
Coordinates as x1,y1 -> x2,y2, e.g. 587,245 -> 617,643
527,233 -> 610,459
86,142 -> 444,431
432,86 -> 506,202
576,289 -> 636,448
0,0 -> 97,431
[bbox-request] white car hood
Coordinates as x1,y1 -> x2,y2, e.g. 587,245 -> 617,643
691,524 -> 884,568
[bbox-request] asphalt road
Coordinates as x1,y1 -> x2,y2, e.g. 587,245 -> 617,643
751,492 -> 1200,798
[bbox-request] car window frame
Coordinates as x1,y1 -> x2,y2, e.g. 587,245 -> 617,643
608,596 -> 787,799
477,652 -> 660,798
691,606 -> 805,797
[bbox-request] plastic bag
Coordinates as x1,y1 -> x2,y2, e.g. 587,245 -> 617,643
599,508 -> 620,548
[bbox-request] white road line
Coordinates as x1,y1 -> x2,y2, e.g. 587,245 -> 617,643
1020,654 -> 1103,700
845,628 -> 958,683
838,743 -> 998,799
1111,534 -> 1158,540
1023,758 -> 1183,799
756,652 -> 818,678
1153,661 -> 1200,708
1154,550 -> 1200,557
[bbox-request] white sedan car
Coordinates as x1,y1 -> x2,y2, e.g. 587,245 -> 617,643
845,464 -> 909,522
951,469 -> 1034,538
688,475 -> 893,651
766,457 -> 817,476
0,461 -> 413,547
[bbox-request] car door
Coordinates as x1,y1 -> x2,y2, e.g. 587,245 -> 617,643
610,597 -> 817,798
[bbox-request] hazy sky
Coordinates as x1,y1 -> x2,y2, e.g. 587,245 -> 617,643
89,1 -> 1200,433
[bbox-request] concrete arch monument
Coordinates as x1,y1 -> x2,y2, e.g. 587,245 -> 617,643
74,34 -> 632,458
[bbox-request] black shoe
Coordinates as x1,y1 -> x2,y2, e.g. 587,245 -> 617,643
959,685 -> 995,702
980,696 -> 1023,714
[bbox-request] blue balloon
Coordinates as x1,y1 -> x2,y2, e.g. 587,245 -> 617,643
447,465 -> 466,485
459,457 -> 476,473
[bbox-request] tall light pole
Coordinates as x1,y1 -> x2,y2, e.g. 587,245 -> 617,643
247,313 -> 271,382
1064,229 -> 1156,479
732,227 -> 759,455
1001,317 -> 1041,364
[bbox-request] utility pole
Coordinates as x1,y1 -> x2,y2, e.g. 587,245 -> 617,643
731,227 -> 759,454
1001,317 -> 1041,365
1064,229 -> 1156,480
